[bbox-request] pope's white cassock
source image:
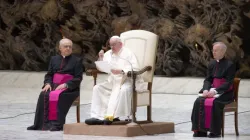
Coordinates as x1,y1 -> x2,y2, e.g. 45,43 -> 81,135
91,47 -> 148,120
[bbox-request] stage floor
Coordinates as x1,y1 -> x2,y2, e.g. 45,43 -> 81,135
64,122 -> 174,137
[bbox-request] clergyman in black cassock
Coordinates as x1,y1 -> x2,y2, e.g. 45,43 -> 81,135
191,42 -> 237,138
27,38 -> 83,131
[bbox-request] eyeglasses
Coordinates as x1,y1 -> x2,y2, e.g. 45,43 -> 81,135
109,43 -> 117,47
212,49 -> 221,53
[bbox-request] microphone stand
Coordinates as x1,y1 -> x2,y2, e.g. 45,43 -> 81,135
111,54 -> 137,126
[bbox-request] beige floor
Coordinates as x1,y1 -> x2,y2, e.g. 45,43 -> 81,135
0,71 -> 250,140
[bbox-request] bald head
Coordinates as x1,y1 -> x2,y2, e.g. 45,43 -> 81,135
212,42 -> 227,60
59,38 -> 73,56
213,42 -> 227,51
59,38 -> 73,47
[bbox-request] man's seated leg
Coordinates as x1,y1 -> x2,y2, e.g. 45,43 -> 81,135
103,82 -> 132,125
208,99 -> 224,138
49,90 -> 79,131
191,97 -> 208,137
85,82 -> 112,125
27,91 -> 50,130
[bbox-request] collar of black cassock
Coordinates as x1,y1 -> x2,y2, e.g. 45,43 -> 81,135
59,54 -> 72,59
217,57 -> 226,63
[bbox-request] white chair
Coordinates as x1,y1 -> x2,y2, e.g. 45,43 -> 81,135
120,30 -> 159,122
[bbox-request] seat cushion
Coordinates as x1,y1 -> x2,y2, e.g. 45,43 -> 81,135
137,90 -> 150,106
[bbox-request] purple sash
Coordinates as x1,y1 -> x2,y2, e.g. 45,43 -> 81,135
204,98 -> 214,128
204,78 -> 233,128
48,73 -> 73,120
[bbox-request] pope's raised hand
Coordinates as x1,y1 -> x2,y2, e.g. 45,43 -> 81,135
98,50 -> 104,60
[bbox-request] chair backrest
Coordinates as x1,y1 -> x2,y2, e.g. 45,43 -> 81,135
233,78 -> 241,102
120,30 -> 159,82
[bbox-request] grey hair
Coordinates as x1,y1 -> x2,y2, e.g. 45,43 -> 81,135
59,38 -> 73,47
213,42 -> 227,51
110,35 -> 122,43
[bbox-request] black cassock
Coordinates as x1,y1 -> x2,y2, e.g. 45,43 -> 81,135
191,58 -> 236,135
27,54 -> 83,131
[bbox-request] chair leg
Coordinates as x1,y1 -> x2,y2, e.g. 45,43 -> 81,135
147,105 -> 152,122
132,109 -> 137,122
222,112 -> 225,137
76,105 -> 80,123
235,111 -> 239,136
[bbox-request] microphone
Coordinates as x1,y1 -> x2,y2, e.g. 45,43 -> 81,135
110,52 -> 134,77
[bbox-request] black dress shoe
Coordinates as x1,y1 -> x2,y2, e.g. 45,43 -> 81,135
208,133 -> 221,138
193,131 -> 207,137
85,118 -> 104,125
113,118 -> 120,122
103,119 -> 113,125
27,125 -> 36,130
50,127 -> 62,131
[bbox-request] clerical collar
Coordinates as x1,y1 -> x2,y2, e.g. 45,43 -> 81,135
216,57 -> 225,62
60,54 -> 71,58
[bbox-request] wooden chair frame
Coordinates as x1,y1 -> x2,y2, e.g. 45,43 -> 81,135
221,78 -> 240,137
72,96 -> 80,123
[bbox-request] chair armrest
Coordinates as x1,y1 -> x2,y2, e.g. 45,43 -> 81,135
86,68 -> 100,76
86,68 -> 104,86
127,66 -> 152,77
